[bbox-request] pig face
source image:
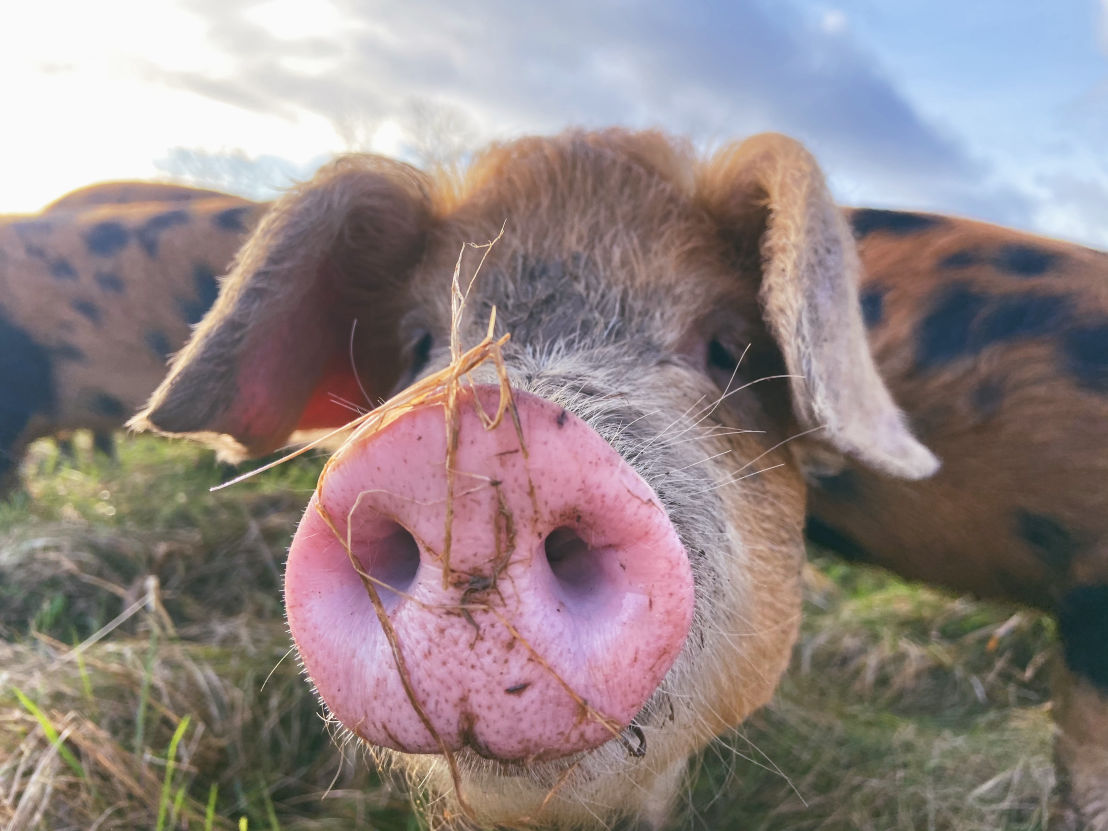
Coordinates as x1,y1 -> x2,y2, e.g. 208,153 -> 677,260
133,130 -> 936,829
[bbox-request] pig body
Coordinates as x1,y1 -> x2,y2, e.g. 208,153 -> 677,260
812,208 -> 1108,829
0,182 -> 262,488
132,131 -> 1106,829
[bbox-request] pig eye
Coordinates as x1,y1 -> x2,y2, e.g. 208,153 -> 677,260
707,339 -> 740,373
409,330 -> 433,378
705,338 -> 745,391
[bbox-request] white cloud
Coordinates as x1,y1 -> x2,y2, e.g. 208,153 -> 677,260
0,0 -> 1084,245
156,2 -> 980,184
367,119 -> 407,158
241,0 -> 349,41
0,0 -> 346,212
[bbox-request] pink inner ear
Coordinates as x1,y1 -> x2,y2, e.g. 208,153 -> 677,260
296,357 -> 370,430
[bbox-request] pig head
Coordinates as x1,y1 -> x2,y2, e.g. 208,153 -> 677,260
132,131 -> 935,829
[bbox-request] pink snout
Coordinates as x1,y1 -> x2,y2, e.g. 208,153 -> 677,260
284,385 -> 695,761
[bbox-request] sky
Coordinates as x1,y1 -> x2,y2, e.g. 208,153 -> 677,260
3,0 -> 1106,247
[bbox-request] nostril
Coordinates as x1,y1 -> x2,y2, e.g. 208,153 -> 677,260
354,521 -> 420,610
544,526 -> 605,608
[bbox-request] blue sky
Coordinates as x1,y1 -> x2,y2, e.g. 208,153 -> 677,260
4,0 -> 1106,246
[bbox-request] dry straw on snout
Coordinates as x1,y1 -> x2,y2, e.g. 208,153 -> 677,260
218,230 -> 632,822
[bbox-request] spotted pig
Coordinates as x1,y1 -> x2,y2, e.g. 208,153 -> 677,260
132,131 -> 1106,830
0,182 -> 263,489
811,206 -> 1108,830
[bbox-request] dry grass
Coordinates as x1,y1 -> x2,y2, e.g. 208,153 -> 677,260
0,434 -> 1057,830
679,559 -> 1055,831
0,437 -> 413,831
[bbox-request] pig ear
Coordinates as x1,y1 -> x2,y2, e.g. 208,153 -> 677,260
129,155 -> 432,459
703,133 -> 939,479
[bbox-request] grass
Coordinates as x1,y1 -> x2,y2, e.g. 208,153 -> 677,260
0,433 -> 1057,830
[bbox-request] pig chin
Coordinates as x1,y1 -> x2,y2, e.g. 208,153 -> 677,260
378,718 -> 696,831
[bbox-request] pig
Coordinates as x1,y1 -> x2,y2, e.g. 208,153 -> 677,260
813,204 -> 1108,830
130,130 -> 1107,830
0,182 -> 264,490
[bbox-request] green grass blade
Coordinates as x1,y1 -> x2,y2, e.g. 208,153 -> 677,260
261,780 -> 282,831
133,626 -> 160,757
204,783 -> 219,831
155,714 -> 191,831
74,648 -> 96,709
11,685 -> 84,778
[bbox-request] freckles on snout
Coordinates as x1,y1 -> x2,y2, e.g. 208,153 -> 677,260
284,386 -> 695,761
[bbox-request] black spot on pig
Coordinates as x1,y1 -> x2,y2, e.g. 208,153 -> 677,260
50,259 -> 77,281
137,209 -> 189,257
556,409 -> 568,427
977,293 -> 1072,344
85,222 -> 130,256
916,284 -> 989,369
14,219 -> 52,239
0,310 -> 55,478
1062,323 -> 1108,394
995,244 -> 1058,277
1058,585 -> 1108,691
971,379 -> 1004,418
91,393 -> 127,419
95,271 -> 124,293
14,221 -> 53,262
939,244 -> 1059,277
71,299 -> 102,325
859,286 -> 886,328
178,264 -> 219,325
850,210 -> 943,238
1016,509 -> 1080,573
805,516 -> 871,562
916,284 -> 1073,369
214,205 -> 251,232
145,329 -> 172,359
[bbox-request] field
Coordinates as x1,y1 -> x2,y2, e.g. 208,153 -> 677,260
0,434 -> 1057,830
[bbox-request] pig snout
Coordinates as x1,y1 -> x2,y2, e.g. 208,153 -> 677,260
284,385 -> 695,762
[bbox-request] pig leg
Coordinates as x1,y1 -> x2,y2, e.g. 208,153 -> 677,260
0,441 -> 26,495
1052,583 -> 1108,830
1052,673 -> 1108,830
56,432 -> 76,460
92,431 -> 116,459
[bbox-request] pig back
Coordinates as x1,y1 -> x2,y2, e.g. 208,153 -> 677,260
807,209 -> 1108,610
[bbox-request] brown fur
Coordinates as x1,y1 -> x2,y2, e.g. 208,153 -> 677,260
132,130 -> 1106,829
814,212 -> 1108,606
0,183 -> 264,488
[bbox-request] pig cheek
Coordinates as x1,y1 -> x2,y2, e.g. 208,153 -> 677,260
701,467 -> 806,730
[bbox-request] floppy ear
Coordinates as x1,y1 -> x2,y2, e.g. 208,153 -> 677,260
129,155 -> 432,460
701,133 -> 939,480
